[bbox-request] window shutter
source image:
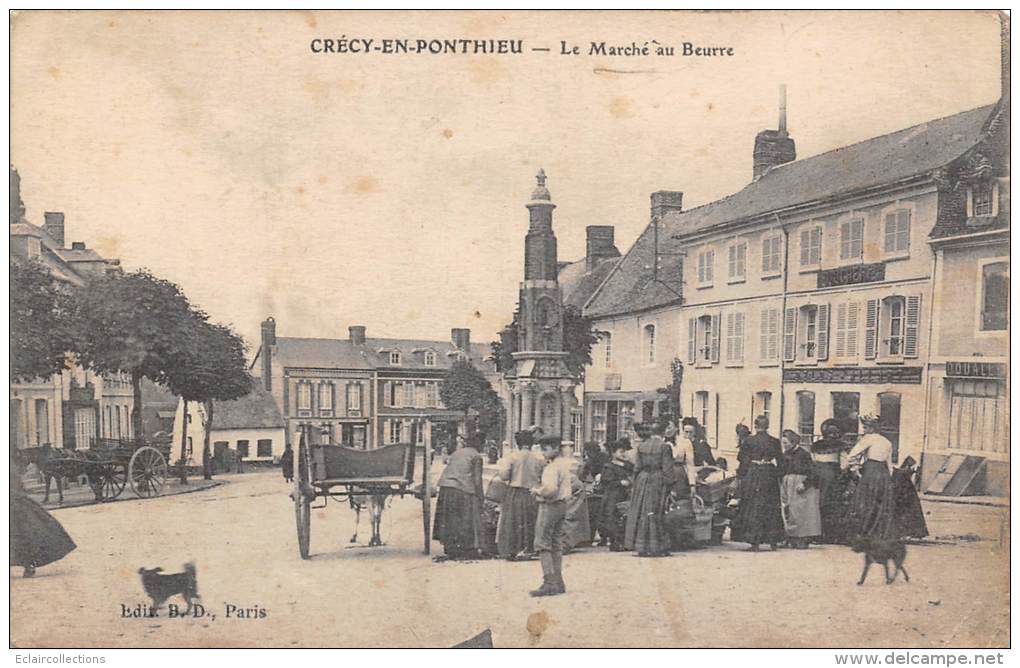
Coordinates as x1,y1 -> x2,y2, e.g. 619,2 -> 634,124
800,230 -> 810,265
735,312 -> 744,361
759,308 -> 769,360
725,313 -> 735,360
310,382 -> 318,413
835,303 -> 847,358
345,384 -> 351,412
864,299 -> 880,360
710,313 -> 721,363
383,381 -> 391,407
688,317 -> 697,363
358,384 -> 364,411
884,213 -> 896,252
707,250 -> 714,282
816,304 -> 830,360
783,307 -> 797,362
899,210 -> 911,251
904,295 -> 922,358
847,301 -> 860,358
404,382 -> 414,407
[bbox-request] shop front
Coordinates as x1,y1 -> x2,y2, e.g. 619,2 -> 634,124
584,390 -> 667,445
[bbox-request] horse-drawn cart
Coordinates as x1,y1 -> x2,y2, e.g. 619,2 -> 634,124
291,425 -> 432,559
17,439 -> 172,504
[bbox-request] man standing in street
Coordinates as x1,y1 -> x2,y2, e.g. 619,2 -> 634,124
529,435 -> 572,597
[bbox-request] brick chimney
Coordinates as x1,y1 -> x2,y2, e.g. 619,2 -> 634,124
43,212 -> 65,247
650,191 -> 684,220
9,166 -> 25,224
451,328 -> 471,352
585,225 -> 621,272
260,317 -> 276,391
348,325 -> 366,345
752,85 -> 796,181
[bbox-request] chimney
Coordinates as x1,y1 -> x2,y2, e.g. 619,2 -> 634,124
451,328 -> 471,352
650,191 -> 684,220
260,317 -> 276,391
9,166 -> 25,224
348,325 -> 366,345
585,225 -> 621,272
71,241 -> 86,250
43,212 -> 65,247
752,85 -> 796,181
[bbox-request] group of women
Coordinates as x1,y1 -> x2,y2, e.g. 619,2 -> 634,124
431,411 -> 930,561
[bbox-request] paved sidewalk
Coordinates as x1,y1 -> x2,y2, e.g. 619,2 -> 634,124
26,475 -> 227,511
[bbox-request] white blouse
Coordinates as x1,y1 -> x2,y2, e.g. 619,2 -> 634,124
848,433 -> 894,473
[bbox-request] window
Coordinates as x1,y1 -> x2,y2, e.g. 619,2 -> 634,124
389,351 -> 401,365
346,383 -> 362,412
34,399 -> 49,445
884,296 -> 905,357
797,391 -> 816,445
297,383 -> 311,413
688,314 -> 720,365
427,383 -> 439,408
695,391 -> 710,432
796,305 -> 828,362
424,351 -> 436,366
725,312 -> 745,364
728,242 -> 747,281
404,382 -> 415,407
833,301 -> 860,360
697,249 -> 715,286
319,424 -> 331,444
754,391 -> 772,422
971,182 -> 995,217
603,333 -> 613,368
643,325 -> 656,365
839,218 -> 864,261
257,439 -> 273,457
388,420 -> 403,444
591,401 -> 607,444
980,261 -> 1008,331
831,392 -> 860,441
800,226 -> 822,267
865,295 -> 921,360
319,383 -> 333,416
387,381 -> 404,408
759,308 -> 780,363
236,439 -> 250,458
883,209 -> 910,255
414,383 -> 426,408
761,236 -> 782,275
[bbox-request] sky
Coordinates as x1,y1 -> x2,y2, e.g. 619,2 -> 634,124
10,10 -> 1003,353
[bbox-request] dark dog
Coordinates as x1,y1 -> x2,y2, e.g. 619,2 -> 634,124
851,537 -> 909,585
138,563 -> 199,612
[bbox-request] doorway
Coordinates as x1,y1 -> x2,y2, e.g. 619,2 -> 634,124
831,392 -> 860,443
878,392 -> 902,463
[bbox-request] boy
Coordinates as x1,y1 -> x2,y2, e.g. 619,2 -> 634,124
529,435 -> 572,597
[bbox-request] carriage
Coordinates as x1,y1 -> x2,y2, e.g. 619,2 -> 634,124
290,424 -> 434,559
17,438 -> 171,503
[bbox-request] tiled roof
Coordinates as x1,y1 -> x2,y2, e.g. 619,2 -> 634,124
586,104 -> 996,319
275,336 -> 496,373
558,256 -> 620,311
211,382 -> 285,430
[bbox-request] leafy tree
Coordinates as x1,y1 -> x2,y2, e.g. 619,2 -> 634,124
489,304 -> 598,379
440,359 -> 505,442
10,257 -> 77,382
74,270 -> 198,441
656,357 -> 685,424
164,318 -> 252,480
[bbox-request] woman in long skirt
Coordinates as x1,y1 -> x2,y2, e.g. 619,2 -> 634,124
734,416 -> 785,551
811,419 -> 850,544
847,415 -> 897,540
893,456 -> 929,539
779,430 -> 821,549
598,440 -> 633,551
433,434 -> 485,559
624,423 -> 675,556
10,458 -> 76,577
495,431 -> 544,559
728,423 -> 753,544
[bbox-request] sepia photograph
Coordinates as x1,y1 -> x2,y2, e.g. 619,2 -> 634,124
8,9 -> 1011,652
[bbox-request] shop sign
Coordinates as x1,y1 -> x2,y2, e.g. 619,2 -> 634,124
783,366 -> 923,384
817,262 -> 886,288
946,361 -> 1006,379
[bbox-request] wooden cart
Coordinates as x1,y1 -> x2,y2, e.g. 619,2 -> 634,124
291,425 -> 433,560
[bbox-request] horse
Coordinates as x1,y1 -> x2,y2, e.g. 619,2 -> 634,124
16,446 -> 78,505
348,489 -> 389,547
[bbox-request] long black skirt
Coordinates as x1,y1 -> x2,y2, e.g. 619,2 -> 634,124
495,487 -> 537,557
433,487 -> 483,557
734,463 -> 784,546
815,462 -> 843,543
10,494 -> 76,569
851,460 -> 896,540
893,471 -> 929,539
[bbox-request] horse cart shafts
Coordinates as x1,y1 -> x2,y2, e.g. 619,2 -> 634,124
291,424 -> 427,560
18,440 -> 171,504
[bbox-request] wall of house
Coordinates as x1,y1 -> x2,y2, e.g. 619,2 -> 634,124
932,240 -> 1010,359
171,399 -> 286,463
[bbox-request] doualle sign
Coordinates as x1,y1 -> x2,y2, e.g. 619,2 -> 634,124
946,361 -> 1007,379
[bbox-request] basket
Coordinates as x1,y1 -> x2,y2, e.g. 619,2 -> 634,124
695,477 -> 735,506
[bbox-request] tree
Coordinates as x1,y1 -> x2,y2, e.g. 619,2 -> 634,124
74,269 -> 199,441
489,304 -> 599,380
10,257 -> 77,382
656,357 -> 684,424
440,359 -> 505,442
164,318 -> 252,480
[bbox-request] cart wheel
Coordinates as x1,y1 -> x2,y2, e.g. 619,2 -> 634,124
100,465 -> 128,500
129,446 -> 168,498
294,438 -> 312,559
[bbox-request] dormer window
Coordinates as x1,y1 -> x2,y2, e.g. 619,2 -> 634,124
970,181 -> 996,217
424,351 -> 436,366
389,352 -> 401,365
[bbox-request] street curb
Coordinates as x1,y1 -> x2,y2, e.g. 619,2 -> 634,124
921,496 -> 1009,509
42,478 -> 228,512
